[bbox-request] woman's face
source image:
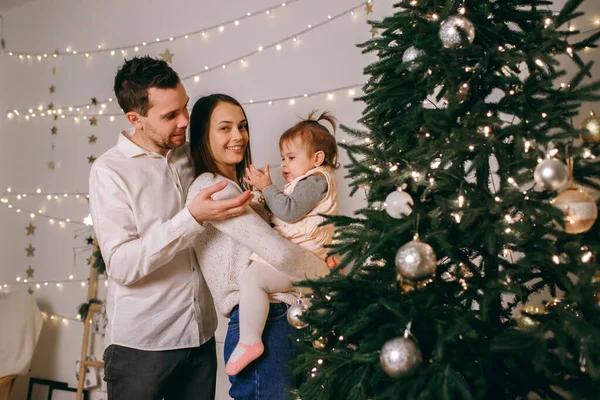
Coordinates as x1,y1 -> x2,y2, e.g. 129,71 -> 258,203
208,102 -> 249,173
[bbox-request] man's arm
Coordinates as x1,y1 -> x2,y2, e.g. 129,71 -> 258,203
90,165 -> 253,286
262,175 -> 328,223
89,164 -> 204,286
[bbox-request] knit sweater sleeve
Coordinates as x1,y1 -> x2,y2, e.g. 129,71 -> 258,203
187,173 -> 330,281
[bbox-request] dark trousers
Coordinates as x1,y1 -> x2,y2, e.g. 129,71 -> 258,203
104,337 -> 217,400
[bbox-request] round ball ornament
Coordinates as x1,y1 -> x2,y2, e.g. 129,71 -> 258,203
553,188 -> 598,234
385,190 -> 414,219
379,336 -> 422,377
312,336 -> 328,350
581,111 -> 600,143
395,239 -> 437,281
439,15 -> 476,49
287,301 -> 309,329
534,159 -> 569,191
402,46 -> 426,71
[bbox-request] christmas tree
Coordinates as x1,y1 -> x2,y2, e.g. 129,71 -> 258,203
293,0 -> 600,399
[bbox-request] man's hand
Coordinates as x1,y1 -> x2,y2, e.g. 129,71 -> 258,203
243,164 -> 273,191
325,254 -> 340,268
188,181 -> 253,223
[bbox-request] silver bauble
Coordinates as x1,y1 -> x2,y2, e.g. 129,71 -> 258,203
533,159 -> 568,191
402,46 -> 426,72
385,190 -> 414,219
287,303 -> 309,329
581,111 -> 600,143
395,240 -> 437,281
379,337 -> 422,377
439,15 -> 476,49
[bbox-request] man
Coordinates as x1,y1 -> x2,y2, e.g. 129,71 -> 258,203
89,56 -> 253,400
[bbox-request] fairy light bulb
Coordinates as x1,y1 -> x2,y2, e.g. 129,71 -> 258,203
582,252 -> 592,263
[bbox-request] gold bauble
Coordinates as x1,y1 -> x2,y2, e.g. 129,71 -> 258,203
581,111 -> 600,143
312,336 -> 328,350
516,305 -> 546,331
553,188 -> 598,234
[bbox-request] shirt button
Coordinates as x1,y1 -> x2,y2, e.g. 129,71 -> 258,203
192,267 -> 196,272
194,298 -> 197,302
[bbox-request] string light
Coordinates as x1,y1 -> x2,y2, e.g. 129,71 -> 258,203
552,255 -> 560,264
7,3 -> 365,119
581,251 -> 592,263
11,84 -> 363,123
4,0 -> 301,60
0,199 -> 87,226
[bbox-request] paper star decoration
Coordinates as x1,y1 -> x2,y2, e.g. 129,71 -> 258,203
53,115 -> 58,121
370,26 -> 379,37
26,266 -> 35,279
48,103 -> 55,110
26,244 -> 36,257
90,117 -> 98,126
86,236 -> 94,245
365,2 -> 373,15
28,286 -> 34,295
53,49 -> 60,56
161,49 -> 175,64
26,222 -> 36,236
88,155 -> 97,164
49,85 -> 56,94
88,135 -> 98,144
51,126 -> 58,135
48,161 -> 56,170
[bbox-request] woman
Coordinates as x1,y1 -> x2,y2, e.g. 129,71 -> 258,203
186,94 -> 331,399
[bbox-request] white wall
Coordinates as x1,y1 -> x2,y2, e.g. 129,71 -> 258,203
0,0 -> 390,398
1,0 -> 599,399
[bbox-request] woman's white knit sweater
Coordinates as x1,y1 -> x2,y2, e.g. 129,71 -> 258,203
186,173 -> 330,317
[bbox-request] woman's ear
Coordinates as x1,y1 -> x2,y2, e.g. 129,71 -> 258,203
313,151 -> 325,167
125,111 -> 143,130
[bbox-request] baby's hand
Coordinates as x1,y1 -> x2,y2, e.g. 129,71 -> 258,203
243,164 -> 273,191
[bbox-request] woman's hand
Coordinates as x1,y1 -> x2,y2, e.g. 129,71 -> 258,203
243,164 -> 273,191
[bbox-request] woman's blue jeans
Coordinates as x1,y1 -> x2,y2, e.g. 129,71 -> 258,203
224,303 -> 300,400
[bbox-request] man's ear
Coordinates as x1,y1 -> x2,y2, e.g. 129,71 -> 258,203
125,111 -> 143,130
313,151 -> 325,167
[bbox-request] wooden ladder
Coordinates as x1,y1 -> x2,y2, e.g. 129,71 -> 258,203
76,266 -> 104,400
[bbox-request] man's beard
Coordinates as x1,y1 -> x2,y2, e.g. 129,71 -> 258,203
145,121 -> 183,150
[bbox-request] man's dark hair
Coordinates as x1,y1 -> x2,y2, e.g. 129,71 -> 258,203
113,56 -> 180,116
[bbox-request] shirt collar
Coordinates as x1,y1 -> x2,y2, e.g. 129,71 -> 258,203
117,128 -> 153,158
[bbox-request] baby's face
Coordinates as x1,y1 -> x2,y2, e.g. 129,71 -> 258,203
280,137 -> 317,182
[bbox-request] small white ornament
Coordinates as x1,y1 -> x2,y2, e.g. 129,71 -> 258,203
385,190 -> 414,219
